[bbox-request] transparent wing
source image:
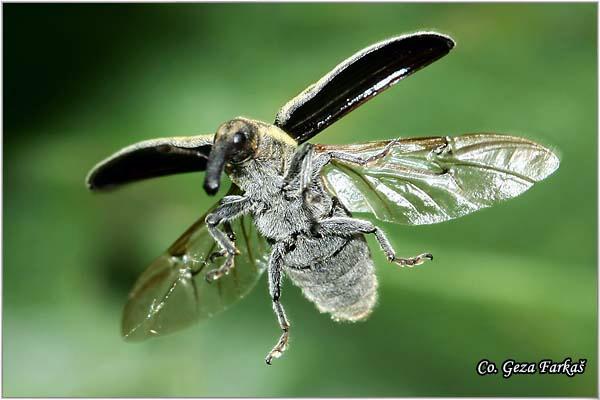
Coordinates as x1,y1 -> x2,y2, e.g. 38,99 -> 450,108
121,186 -> 269,341
317,134 -> 560,225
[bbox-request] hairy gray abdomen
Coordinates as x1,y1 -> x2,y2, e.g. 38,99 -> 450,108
284,235 -> 377,322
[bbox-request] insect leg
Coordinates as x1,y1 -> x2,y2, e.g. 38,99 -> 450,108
325,140 -> 397,166
317,217 -> 433,267
265,243 -> 290,365
205,196 -> 253,282
289,143 -> 394,196
282,143 -> 314,187
207,222 -> 235,262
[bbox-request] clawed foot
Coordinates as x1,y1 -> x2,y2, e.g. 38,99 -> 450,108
265,329 -> 289,365
205,254 -> 235,283
364,139 -> 398,165
208,249 -> 226,263
393,252 -> 433,268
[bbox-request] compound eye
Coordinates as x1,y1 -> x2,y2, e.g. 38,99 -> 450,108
228,130 -> 254,164
232,131 -> 247,147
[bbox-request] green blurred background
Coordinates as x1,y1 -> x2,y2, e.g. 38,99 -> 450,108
3,3 -> 597,397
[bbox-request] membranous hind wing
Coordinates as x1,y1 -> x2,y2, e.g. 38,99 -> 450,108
275,32 -> 454,143
122,186 -> 269,341
317,135 -> 559,225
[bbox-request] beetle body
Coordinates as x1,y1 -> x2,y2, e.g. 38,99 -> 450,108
86,32 -> 559,365
223,118 -> 378,323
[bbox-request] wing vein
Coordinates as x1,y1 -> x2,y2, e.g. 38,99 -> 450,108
335,161 -> 394,216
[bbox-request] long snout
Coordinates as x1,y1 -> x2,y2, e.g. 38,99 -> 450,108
203,140 -> 231,195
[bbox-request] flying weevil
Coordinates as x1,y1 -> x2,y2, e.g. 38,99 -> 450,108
86,32 -> 559,364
